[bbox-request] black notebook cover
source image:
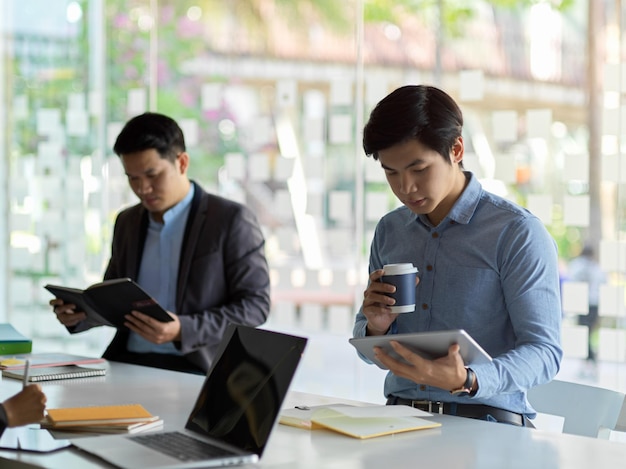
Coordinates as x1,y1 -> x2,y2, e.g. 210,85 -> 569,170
45,278 -> 173,328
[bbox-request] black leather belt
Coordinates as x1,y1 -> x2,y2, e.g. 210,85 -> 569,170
387,397 -> 526,427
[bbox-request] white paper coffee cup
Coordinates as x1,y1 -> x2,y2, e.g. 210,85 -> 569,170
381,263 -> 418,313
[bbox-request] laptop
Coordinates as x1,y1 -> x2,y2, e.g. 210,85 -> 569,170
71,325 -> 308,468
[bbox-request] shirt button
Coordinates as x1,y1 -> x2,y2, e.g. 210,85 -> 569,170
421,303 -> 428,310
432,232 -> 439,239
420,385 -> 427,391
426,265 -> 433,271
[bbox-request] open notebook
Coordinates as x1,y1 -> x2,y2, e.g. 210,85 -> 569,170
280,404 -> 440,439
71,325 -> 308,469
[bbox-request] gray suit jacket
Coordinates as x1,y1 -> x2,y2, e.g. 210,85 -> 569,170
73,181 -> 271,373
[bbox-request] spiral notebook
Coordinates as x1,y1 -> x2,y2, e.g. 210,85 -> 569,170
2,364 -> 106,382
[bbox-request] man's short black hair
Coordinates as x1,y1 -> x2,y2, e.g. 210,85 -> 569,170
363,85 -> 463,166
113,112 -> 186,162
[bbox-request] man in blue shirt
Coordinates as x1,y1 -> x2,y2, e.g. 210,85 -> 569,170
51,113 -> 271,374
354,85 -> 562,426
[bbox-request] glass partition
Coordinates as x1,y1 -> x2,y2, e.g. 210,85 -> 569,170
1,0 -> 625,397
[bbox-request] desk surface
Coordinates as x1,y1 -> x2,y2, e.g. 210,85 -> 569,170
1,361 -> 626,468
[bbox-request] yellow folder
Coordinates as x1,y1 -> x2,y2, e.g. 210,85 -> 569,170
46,404 -> 154,427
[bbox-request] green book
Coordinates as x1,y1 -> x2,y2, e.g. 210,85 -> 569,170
0,324 -> 32,354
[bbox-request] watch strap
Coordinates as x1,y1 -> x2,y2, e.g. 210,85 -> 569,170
450,367 -> 475,396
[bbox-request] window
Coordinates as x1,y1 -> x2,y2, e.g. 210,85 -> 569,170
2,0 -> 623,398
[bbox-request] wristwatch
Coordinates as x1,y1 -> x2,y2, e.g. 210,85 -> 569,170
450,368 -> 476,396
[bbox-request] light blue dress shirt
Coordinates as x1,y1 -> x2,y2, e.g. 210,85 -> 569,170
353,172 -> 563,417
127,184 -> 195,354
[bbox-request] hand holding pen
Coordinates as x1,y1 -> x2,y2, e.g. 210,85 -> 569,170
1,360 -> 47,427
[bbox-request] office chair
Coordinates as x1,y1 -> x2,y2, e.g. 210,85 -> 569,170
527,379 -> 626,439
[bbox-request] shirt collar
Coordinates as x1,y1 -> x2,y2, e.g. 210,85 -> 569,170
416,171 -> 481,227
151,183 -> 195,226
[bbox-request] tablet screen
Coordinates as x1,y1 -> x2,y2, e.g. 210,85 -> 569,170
0,427 -> 71,453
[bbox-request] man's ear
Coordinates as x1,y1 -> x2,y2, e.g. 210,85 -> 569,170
177,152 -> 190,174
451,137 -> 464,164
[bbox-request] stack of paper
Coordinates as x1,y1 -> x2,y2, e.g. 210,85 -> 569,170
41,417 -> 163,434
279,404 -> 441,439
0,352 -> 106,370
42,404 -> 163,434
0,353 -> 107,382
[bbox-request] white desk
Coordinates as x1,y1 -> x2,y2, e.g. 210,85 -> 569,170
1,361 -> 626,468
0,361 -> 204,468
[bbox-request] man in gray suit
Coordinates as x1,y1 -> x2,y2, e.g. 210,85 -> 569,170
51,112 -> 271,374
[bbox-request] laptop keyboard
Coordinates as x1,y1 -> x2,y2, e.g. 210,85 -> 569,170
128,431 -> 235,462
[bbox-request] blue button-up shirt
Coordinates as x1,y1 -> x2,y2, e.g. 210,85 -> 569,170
354,172 -> 562,416
127,184 -> 194,355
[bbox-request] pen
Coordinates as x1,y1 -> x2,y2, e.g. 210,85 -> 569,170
22,359 -> 30,388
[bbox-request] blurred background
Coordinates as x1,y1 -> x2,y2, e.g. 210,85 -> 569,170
1,0 -> 626,403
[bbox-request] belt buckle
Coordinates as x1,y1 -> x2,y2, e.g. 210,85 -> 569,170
412,400 -> 444,414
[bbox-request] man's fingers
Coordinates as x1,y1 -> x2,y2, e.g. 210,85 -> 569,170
388,340 -> 418,363
57,312 -> 86,326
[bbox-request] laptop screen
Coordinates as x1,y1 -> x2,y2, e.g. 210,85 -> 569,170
185,325 -> 307,455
